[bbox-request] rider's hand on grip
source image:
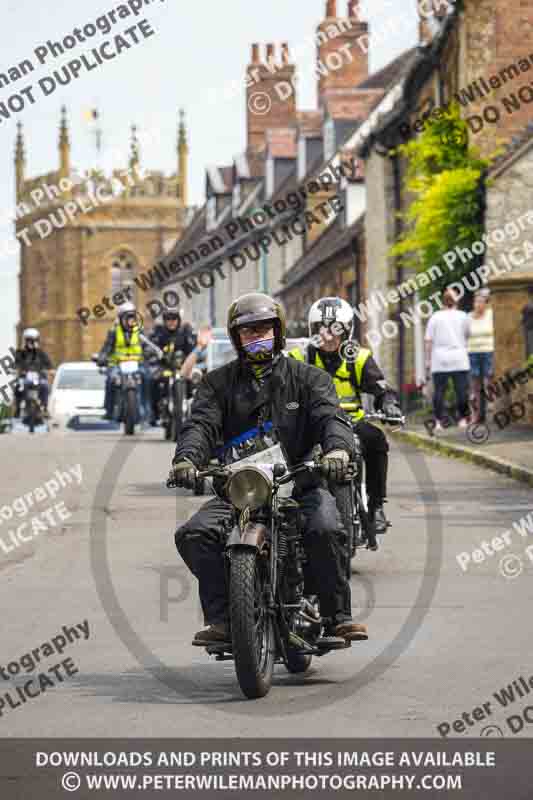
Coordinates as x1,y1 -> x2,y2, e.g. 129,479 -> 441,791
382,400 -> 403,421
167,459 -> 197,489
321,449 -> 350,482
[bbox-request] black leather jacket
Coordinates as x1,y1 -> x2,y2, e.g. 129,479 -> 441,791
174,354 -> 353,469
15,348 -> 53,374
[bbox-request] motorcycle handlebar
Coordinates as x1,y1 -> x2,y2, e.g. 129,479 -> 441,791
340,404 -> 406,427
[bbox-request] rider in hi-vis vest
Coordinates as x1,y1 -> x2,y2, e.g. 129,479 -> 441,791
97,302 -> 147,419
288,297 -> 402,537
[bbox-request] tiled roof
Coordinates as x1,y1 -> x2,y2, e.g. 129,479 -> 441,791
280,214 -> 364,292
357,47 -> 419,90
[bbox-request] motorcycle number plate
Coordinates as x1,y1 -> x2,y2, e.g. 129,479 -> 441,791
119,361 -> 139,374
26,371 -> 40,382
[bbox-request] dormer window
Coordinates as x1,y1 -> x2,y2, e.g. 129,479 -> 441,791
324,117 -> 336,161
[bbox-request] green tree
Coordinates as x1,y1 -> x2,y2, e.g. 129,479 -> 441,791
390,104 -> 492,303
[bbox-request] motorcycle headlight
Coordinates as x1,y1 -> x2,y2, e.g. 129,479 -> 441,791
226,466 -> 272,511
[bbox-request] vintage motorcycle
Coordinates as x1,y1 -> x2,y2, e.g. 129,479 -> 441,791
167,444 -> 354,700
153,343 -> 188,444
17,370 -> 45,433
338,406 -> 406,567
98,335 -> 163,436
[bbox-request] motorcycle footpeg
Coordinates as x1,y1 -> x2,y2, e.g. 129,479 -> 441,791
315,635 -> 347,651
205,642 -> 232,655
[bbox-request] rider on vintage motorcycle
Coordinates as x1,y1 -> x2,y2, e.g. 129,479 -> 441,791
14,328 -> 53,418
169,293 -> 368,647
147,308 -> 195,426
288,297 -> 402,536
97,302 -> 148,420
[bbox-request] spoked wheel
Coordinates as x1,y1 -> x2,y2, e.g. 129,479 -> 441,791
336,484 -> 357,576
230,550 -> 275,699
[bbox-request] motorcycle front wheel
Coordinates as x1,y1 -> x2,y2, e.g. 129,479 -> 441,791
171,380 -> 186,443
124,388 -> 136,436
27,398 -> 38,434
230,549 -> 275,699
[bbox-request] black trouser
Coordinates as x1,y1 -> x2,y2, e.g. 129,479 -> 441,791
353,419 -> 389,505
175,487 -> 352,628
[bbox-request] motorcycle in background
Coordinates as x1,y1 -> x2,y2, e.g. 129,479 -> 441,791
97,334 -> 163,436
155,344 -> 188,444
18,370 -> 46,434
338,405 -> 406,568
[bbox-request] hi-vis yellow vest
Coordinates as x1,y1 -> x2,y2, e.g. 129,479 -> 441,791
288,346 -> 371,421
110,325 -> 143,364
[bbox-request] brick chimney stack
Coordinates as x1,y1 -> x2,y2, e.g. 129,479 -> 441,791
316,0 -> 370,109
418,0 -> 448,45
246,43 -> 297,153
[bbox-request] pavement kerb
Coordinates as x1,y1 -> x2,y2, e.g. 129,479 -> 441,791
391,429 -> 533,489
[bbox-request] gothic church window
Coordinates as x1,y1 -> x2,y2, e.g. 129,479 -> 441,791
111,251 -> 137,300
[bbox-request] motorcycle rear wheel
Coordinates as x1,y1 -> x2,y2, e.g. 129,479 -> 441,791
230,549 -> 275,699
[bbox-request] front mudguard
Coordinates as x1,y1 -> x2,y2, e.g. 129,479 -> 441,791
226,522 -> 267,550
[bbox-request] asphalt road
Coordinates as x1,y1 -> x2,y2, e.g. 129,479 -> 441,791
1,426 -> 532,738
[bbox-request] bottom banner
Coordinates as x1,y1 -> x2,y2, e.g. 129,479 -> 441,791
0,739 -> 531,798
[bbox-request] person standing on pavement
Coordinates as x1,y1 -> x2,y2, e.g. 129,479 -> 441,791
425,288 -> 471,434
468,290 -> 494,424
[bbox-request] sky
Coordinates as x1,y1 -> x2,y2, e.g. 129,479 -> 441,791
0,0 -> 418,356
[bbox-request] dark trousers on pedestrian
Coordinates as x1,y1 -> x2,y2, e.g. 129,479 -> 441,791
175,487 -> 352,628
432,370 -> 469,422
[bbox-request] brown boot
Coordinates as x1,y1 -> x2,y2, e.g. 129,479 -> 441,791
334,622 -> 368,641
192,623 -> 230,646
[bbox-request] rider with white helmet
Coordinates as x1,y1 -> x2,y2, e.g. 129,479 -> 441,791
14,328 -> 53,417
288,296 -> 402,540
97,301 -> 148,420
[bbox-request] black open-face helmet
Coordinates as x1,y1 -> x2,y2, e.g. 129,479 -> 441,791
227,293 -> 286,356
163,309 -> 181,325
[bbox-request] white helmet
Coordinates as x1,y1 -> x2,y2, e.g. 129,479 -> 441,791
23,327 -> 40,341
118,301 -> 136,317
308,297 -> 354,340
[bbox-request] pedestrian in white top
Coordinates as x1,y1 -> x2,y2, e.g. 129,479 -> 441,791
468,290 -> 494,424
425,288 -> 471,433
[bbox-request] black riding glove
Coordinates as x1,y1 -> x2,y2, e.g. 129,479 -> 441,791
168,458 -> 197,489
322,449 -> 350,482
382,400 -> 403,420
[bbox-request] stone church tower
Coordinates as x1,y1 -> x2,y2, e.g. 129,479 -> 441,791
15,107 -> 189,364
